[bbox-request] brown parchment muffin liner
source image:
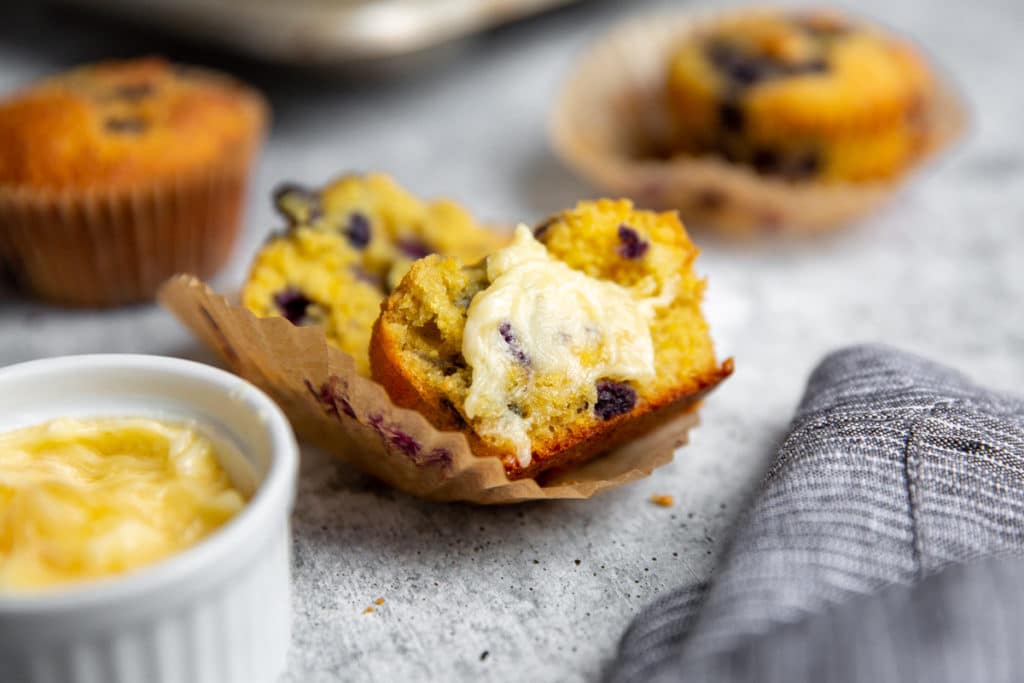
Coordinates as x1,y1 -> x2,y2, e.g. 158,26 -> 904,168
0,139 -> 263,308
159,274 -> 708,504
549,9 -> 968,238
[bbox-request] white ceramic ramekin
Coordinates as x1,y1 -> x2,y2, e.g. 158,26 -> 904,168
0,354 -> 298,683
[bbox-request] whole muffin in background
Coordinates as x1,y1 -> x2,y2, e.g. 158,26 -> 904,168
242,173 -> 505,376
667,10 -> 933,182
550,7 -> 963,236
0,57 -> 267,306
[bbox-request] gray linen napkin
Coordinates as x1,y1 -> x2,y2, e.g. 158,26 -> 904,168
608,344 -> 1024,683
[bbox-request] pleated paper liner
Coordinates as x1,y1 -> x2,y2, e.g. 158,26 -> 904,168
0,143 -> 264,308
549,9 -> 967,238
159,274 -> 710,504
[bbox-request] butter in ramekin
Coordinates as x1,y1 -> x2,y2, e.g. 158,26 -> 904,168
0,417 -> 248,592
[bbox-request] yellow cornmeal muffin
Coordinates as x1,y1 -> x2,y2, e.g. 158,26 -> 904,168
371,199 -> 732,480
667,10 -> 933,182
0,57 -> 267,306
242,173 -> 504,376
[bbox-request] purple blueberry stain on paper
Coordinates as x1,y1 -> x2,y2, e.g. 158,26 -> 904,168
305,376 -> 357,420
368,414 -> 420,456
366,414 -> 453,470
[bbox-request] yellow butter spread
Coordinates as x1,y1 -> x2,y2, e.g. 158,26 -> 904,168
0,417 -> 247,592
462,225 -> 657,468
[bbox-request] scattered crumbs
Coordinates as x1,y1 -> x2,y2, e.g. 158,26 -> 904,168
650,494 -> 674,507
574,559 -> 581,566
533,559 -> 540,564
363,607 -> 375,615
480,650 -> 490,661
720,502 -> 727,510
672,552 -> 679,557
374,597 -> 385,606
687,512 -> 695,519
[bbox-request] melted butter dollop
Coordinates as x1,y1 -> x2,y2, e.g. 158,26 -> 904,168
0,417 -> 247,592
462,225 -> 657,468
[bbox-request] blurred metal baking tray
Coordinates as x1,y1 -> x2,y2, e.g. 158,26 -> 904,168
60,0 -> 586,65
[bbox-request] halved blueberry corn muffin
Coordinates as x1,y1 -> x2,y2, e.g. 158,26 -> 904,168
667,10 -> 933,182
371,199 -> 732,480
242,173 -> 503,376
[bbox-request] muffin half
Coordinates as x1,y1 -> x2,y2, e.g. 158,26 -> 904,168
371,199 -> 732,480
242,173 -> 504,376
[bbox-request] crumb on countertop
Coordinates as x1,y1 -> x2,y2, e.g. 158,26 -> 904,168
650,494 -> 674,507
374,597 -> 385,606
363,607 -> 375,614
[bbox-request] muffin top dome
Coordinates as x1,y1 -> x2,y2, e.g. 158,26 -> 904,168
669,11 -> 932,136
0,57 -> 267,188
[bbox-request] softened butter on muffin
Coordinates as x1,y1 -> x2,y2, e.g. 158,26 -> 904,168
0,417 -> 247,592
462,225 -> 658,468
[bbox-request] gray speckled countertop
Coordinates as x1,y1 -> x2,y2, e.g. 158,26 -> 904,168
2,0 -> 1023,680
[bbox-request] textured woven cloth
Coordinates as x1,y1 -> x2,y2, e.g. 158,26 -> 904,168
609,344 -> 1024,683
